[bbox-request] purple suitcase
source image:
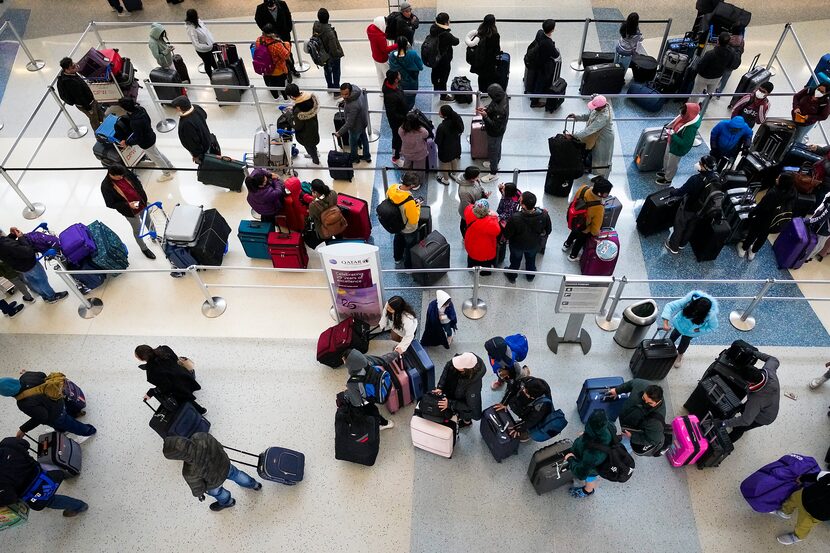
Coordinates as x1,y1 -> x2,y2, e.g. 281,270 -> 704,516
740,454 -> 819,512
772,218 -> 818,269
24,230 -> 61,253
59,224 -> 98,265
580,229 -> 619,276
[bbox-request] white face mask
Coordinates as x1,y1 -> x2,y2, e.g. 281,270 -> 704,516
695,163 -> 703,172
816,90 -> 826,98
755,90 -> 766,99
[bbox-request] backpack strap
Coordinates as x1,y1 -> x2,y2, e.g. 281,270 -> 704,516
14,384 -> 46,402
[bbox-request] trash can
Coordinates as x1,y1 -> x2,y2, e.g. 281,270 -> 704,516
614,299 -> 659,349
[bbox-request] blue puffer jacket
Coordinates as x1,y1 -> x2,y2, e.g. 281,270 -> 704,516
710,116 -> 753,156
660,290 -> 719,337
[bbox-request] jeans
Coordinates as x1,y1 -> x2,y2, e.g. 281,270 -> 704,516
506,246 -> 538,281
614,52 -> 633,72
21,262 -> 57,300
393,231 -> 418,268
323,57 -> 341,90
206,464 -> 259,506
669,328 -> 692,354
565,229 -> 590,258
196,50 -> 217,79
127,215 -> 155,252
143,144 -> 174,176
782,489 -> 823,539
487,135 -> 503,175
717,69 -> 734,93
53,409 -> 96,436
793,123 -> 815,144
47,494 -> 87,512
431,58 -> 451,91
348,129 -> 371,162
661,150 -> 681,182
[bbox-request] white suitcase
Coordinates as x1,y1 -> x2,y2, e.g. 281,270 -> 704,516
410,415 -> 455,458
165,204 -> 204,245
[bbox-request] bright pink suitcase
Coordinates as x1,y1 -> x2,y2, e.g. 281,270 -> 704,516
667,415 -> 709,467
580,228 -> 619,276
410,415 -> 455,458
386,355 -> 413,414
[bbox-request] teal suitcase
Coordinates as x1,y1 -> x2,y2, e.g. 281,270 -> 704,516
238,220 -> 274,259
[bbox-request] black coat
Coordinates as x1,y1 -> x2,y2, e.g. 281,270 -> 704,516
141,346 -> 201,404
529,30 -> 561,93
696,45 -> 735,79
255,1 -> 293,40
382,81 -> 408,129
177,105 -> 213,160
438,356 -> 486,421
434,114 -> 464,162
101,169 -> 148,218
390,11 -> 419,45
124,106 -> 157,150
429,24 -> 459,64
16,372 -> 65,433
0,235 -> 38,273
292,94 -> 320,148
0,437 -> 39,506
56,72 -> 94,107
504,208 -> 552,250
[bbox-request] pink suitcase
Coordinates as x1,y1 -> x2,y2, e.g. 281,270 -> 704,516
580,228 -> 619,276
470,118 -> 488,160
410,415 -> 455,458
667,415 -> 709,467
386,355 -> 413,414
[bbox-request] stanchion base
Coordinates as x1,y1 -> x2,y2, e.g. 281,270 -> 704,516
26,60 -> 46,72
197,63 -> 206,74
462,298 -> 487,320
295,62 -> 311,73
547,326 -> 592,354
368,131 -> 380,143
595,314 -> 621,332
78,297 -> 104,319
67,125 -> 88,139
155,118 -> 177,133
569,60 -> 585,72
201,297 -> 227,318
22,202 -> 46,220
729,310 -> 756,331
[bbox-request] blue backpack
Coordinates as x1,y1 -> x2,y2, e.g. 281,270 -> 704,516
504,334 -> 529,362
528,397 -> 568,442
20,468 -> 60,511
360,365 -> 392,405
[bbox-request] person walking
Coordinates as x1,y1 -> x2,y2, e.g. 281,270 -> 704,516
773,470 -> 830,546
163,432 -> 262,512
434,104 -> 464,185
117,98 -> 175,182
475,83 -> 509,183
692,32 -> 736,95
465,14 -> 500,92
664,155 -> 720,255
720,349 -> 780,443
457,165 -> 489,235
56,57 -> 104,131
171,96 -> 218,164
792,84 -> 830,144
562,177 -> 613,262
428,13 -> 459,101
254,0 -> 299,77
367,16 -> 396,87
285,83 -> 320,164
135,344 -> 206,414
0,229 -> 68,304
387,173 -> 422,267
464,199 -> 501,274
527,19 -> 561,108
255,24 -> 292,100
615,13 -> 643,72
570,95 -> 615,178
737,172 -> 796,261
503,191 -> 552,282
383,71 -> 408,165
563,409 -> 616,499
388,37 -> 424,110
184,9 -> 217,78
660,290 -> 719,367
313,8 -> 344,92
148,23 -> 175,70
378,295 -> 419,354
336,83 -> 372,165
398,112 -> 430,188
656,102 -> 703,186
433,352 -> 486,429
730,81 -> 773,128
100,164 -> 158,260
709,115 -> 753,165
245,169 -> 287,226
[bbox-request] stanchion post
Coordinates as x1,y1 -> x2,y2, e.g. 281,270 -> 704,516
291,27 -> 311,73
729,278 -> 774,331
595,276 -> 626,331
6,23 -> 45,71
656,18 -> 673,69
512,168 -> 519,186
0,168 -> 46,219
89,21 -> 105,49
462,266 -> 487,320
48,86 -> 88,139
382,166 -> 389,192
189,267 -> 227,318
52,258 -> 103,319
474,90 -> 482,110
143,80 -> 177,133
367,102 -> 379,143
570,18 -> 591,71
766,23 -> 791,70
251,85 -> 268,133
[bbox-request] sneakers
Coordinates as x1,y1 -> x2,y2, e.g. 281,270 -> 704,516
776,533 -> 801,546
157,173 -> 175,182
252,482 -> 263,491
209,499 -> 236,512
392,157 -> 405,168
411,182 -> 422,191
44,291 -> 69,304
809,376 -> 828,389
561,241 -> 571,252
655,177 -> 672,186
664,240 -> 680,255
569,486 -> 594,499
482,161 -> 491,169
74,426 -> 97,444
770,510 -> 792,519
458,419 -> 473,429
491,379 -> 504,390
451,173 -> 464,183
142,249 -> 157,260
63,503 -> 89,517
747,250 -> 756,261
380,420 -> 396,431
567,255 -> 579,262
674,354 -> 684,368
437,176 -> 449,185
656,171 -> 666,180
480,174 -> 498,183
22,295 -> 35,303
736,244 -> 747,258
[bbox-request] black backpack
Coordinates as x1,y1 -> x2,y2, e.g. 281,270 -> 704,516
421,34 -> 441,68
524,40 -> 540,68
587,434 -> 636,483
376,195 -> 415,234
693,176 -> 724,220
385,12 -> 400,40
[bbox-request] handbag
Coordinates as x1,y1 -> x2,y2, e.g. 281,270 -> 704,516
417,392 -> 452,422
793,167 -> 820,194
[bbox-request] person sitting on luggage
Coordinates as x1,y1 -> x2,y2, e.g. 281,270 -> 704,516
285,83 -> 320,165
528,19 -> 561,108
148,23 -> 175,70
504,191 -> 552,282
256,24 -> 292,100
730,81 -> 773,129
433,352 -> 486,429
118,98 -> 176,182
398,112 -> 430,188
792,84 -> 830,144
773,469 -> 830,546
420,289 -> 457,349
342,349 -> 394,430
245,169 -> 287,226
607,380 -> 666,456
656,102 -> 703,186
306,179 -> 338,245
563,409 -> 616,499
660,290 -> 719,368
378,295 -> 418,354
464,199 -> 501,274
100,164 -> 158,260
737,172 -> 796,261
171,95 -> 217,164
387,173 -> 422,268
56,57 -> 103,132
562,176 -> 612,262
163,432 -> 262,512
435,105 -> 464,184
614,13 -> 642,73
494,376 -> 552,443
692,31 -> 736,95
569,95 -> 615,178
485,336 -> 528,390
458,166 -> 490,235
720,350 -> 780,443
0,229 -> 68,304
0,436 -> 89,518
664,154 -> 720,255
709,115 -> 753,165
475,83 -> 509,183
388,37 -> 424,110
134,344 -> 206,415
0,373 -> 96,440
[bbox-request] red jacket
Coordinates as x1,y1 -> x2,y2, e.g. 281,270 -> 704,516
367,24 -> 396,63
464,205 -> 501,262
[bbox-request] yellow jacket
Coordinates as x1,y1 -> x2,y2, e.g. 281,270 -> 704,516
387,184 -> 421,233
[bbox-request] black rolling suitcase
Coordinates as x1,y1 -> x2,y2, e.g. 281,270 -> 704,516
690,217 -> 731,261
190,209 -> 231,266
581,51 -> 615,68
149,67 -> 184,103
546,77 -> 567,113
544,170 -> 573,197
696,417 -> 734,468
328,134 -> 354,181
333,105 -> 350,148
197,154 -> 246,192
410,231 -> 450,285
636,189 -> 681,236
335,402 -> 380,466
579,63 -> 625,95
480,405 -> 519,462
628,329 -> 678,379
495,52 -> 510,90
630,54 -> 658,83
752,119 -> 797,164
684,374 -> 743,419
527,439 -> 573,495
782,142 -> 823,167
728,55 -> 772,108
703,357 -> 750,399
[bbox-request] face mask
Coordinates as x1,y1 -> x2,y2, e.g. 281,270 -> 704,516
755,91 -> 766,99
816,90 -> 826,98
695,163 -> 703,172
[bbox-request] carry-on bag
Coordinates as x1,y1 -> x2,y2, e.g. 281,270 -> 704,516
316,316 -> 371,367
93,141 -> 123,167
580,228 -> 619,276
634,126 -> 670,172
703,356 -> 750,399
684,374 -> 744,419
546,77 -> 567,112
480,405 -> 519,462
630,54 -> 659,83
451,76 -> 473,104
33,431 -> 82,477
690,217 -> 730,262
751,119 -> 796,164
267,217 -> 308,269
335,402 -> 380,466
602,196 -> 623,229
382,353 -> 413,413
636,189 -> 680,235
144,397 -> 211,439
628,328 -> 678,379
62,380 -> 87,415
18,467 -> 59,512
224,444 -> 305,485
337,193 -> 371,241
527,439 -> 573,495
404,339 -> 436,391
628,81 -> 667,113
470,118 -> 488,160
696,417 -> 734,468
87,220 -> 129,271
210,66 -> 243,104
410,230 -> 450,285
576,376 -> 626,423
238,220 -> 275,259
189,208 -> 231,266
496,52 -> 510,90
579,63 -> 625,95
740,454 -> 820,512
173,54 -> 190,83
581,51 -> 615,68
197,154 -> 246,192
165,204 -> 204,244
667,414 -> 709,467
149,67 -> 185,103
76,47 -> 109,78
728,54 -> 772,108
410,415 -> 456,458
773,217 -> 817,269
328,134 -> 354,181
416,392 -> 452,423
59,223 -> 97,265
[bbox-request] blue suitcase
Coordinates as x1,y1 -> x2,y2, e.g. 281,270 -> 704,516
145,398 -> 210,439
407,367 -> 424,401
225,445 -> 305,486
667,36 -> 697,57
628,82 -> 666,113
405,340 -> 436,391
95,114 -> 126,144
576,376 -> 626,423
164,243 -> 198,269
238,220 -> 274,259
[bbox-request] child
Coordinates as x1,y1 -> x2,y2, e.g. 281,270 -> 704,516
420,290 -> 457,348
484,336 -> 529,390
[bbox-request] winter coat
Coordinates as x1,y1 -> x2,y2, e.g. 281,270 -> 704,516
292,94 -> 320,148
420,293 -> 458,348
177,105 -> 213,160
696,44 -> 735,79
616,379 -> 667,451
482,84 -> 509,137
338,85 -> 369,133
185,20 -> 216,53
256,35 -> 291,76
382,80 -> 408,129
792,87 -> 830,126
500,377 -> 553,432
800,471 -> 830,521
56,72 -> 94,108
503,208 -> 552,251
367,19 -> 396,63
660,290 -> 719,337
124,105 -> 157,150
807,191 -> 830,236
140,345 -> 201,404
434,114 -> 464,162
313,22 -> 344,59
388,11 -> 420,45
567,420 -> 616,480
723,352 -> 781,428
101,169 -> 148,219
497,192 -> 521,223
573,185 -> 607,236
15,372 -> 65,433
280,177 -> 308,232
246,171 -> 286,217
307,190 -> 338,237
388,49 -> 423,91
0,259 -> 19,281
731,94 -> 769,128
399,126 -> 429,161
457,180 -> 486,217
747,185 -> 795,228
465,30 -> 500,77
668,111 -> 703,157
428,24 -> 459,64
710,115 -> 753,157
464,205 -> 501,262
148,23 -> 174,68
255,1 -> 293,40
0,235 -> 38,273
386,184 -> 420,234
163,433 -> 230,497
528,30 -> 561,94
669,170 -> 719,210
437,356 -> 486,421
0,437 -> 40,506
573,104 -> 615,177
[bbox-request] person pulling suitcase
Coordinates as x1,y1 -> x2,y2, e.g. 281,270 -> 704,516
134,345 -> 206,415
659,290 -> 719,368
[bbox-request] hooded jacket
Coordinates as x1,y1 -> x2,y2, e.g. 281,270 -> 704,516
723,352 -> 781,428
177,105 -> 213,160
660,290 -> 719,337
101,169 -> 148,219
710,116 -> 753,156
731,93 -> 769,128
616,379 -> 667,451
428,23 -> 459,64
255,1 -> 293,39
0,437 -> 40,506
388,48 -> 424,91
528,29 -> 560,94
344,349 -> 370,407
185,20 -> 216,53
0,235 -> 38,273
667,103 -> 703,157
434,111 -> 464,162
148,23 -> 174,68
313,21 -> 344,59
14,372 -> 65,433
504,207 -> 552,250
386,184 -> 421,234
800,471 -> 830,521
420,290 -> 458,348
56,72 -> 94,108
464,205 -> 501,262
140,345 -> 201,402
482,84 -> 509,137
792,87 -> 830,126
163,433 -> 230,497
437,355 -> 486,421
567,412 -> 616,480
747,184 -> 796,228
339,85 -> 369,134
367,17 -> 396,63
291,93 -> 320,147
124,105 -> 157,150
382,80 -> 408,129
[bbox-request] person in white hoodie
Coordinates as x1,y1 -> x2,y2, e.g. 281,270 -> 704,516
185,9 -> 217,78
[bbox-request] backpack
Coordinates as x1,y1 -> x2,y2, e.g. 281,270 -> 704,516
376,195 -> 415,234
385,12 -> 401,40
305,35 -> 330,67
421,34 -> 441,68
504,334 -> 528,362
14,372 -> 67,402
527,398 -> 569,442
524,39 -> 540,68
694,176 -> 724,220
357,366 -> 392,404
251,40 -> 276,75
587,434 -> 636,483
408,107 -> 435,136
319,205 -> 348,239
566,187 -> 602,231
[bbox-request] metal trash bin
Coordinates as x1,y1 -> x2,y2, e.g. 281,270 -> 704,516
614,299 -> 659,349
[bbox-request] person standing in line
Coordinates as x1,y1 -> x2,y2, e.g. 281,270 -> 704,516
108,0 -> 131,17
388,37 -> 424,110
117,98 -> 175,182
313,8 -> 344,92
428,12 -> 459,101
503,191 -> 552,283
386,173 -> 422,268
663,155 -> 720,255
378,295 -> 419,354
433,352 -> 486,429
709,115 -> 753,165
336,83 -> 372,165
134,344 -> 206,415
716,26 -> 745,94
254,0 -> 299,78
562,177 -> 613,262
367,16 -> 397,87
614,13 -> 643,72
306,179 -> 338,245
464,199 -> 501,274
383,71 -> 408,165
100,164 -> 158,260
163,433 -> 262,512
245,169 -> 287,226
465,14 -> 500,92
772,470 -> 830,546
737,172 -> 796,261
792,84 -> 830,144
656,102 -> 703,186
570,95 -> 615,178
148,23 -> 175,70
0,229 -> 68,304
256,24 -> 292,100
692,31 -> 736,95
285,83 -> 320,165
398,112 -> 430,189
563,409 -> 616,499
434,104 -> 464,185
457,165 -> 489,236
171,95 -> 218,164
0,373 -> 95,439
56,57 -> 104,131
730,81 -> 773,128
660,290 -> 719,368
388,2 -> 420,46
527,19 -> 561,108
184,9 -> 217,78
719,349 -> 780,443
476,83 -> 509,183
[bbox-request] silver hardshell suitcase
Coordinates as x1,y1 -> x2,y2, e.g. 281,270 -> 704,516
164,204 -> 204,245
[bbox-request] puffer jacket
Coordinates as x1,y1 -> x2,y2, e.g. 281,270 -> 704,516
660,290 -> 719,337
503,207 -> 552,250
292,94 -> 320,147
465,30 -> 500,76
463,205 -> 501,262
367,17 -> 396,63
339,85 -> 368,133
148,23 -> 174,68
434,112 -> 464,162
0,235 -> 38,273
724,352 -> 781,428
710,115 -> 753,156
163,433 -> 230,497
567,419 -> 617,480
398,126 -> 429,161
386,184 -> 420,233
382,80 -> 408,129
15,371 -> 65,433
437,356 -> 487,421
388,48 -> 424,90
246,170 -> 286,217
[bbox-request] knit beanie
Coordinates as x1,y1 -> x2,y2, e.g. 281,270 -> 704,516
451,352 -> 478,369
472,199 -> 490,218
0,377 -> 21,397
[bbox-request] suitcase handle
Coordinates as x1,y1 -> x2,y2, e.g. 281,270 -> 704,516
564,114 -> 577,135
748,53 -> 760,72
651,327 -> 671,340
332,132 -> 340,151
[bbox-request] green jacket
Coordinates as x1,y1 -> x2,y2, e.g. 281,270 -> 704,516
668,114 -> 702,157
163,433 -> 230,497
567,421 -> 616,480
148,23 -> 174,69
616,379 -> 666,450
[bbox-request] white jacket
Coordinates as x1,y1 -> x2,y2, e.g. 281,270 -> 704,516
186,20 -> 216,53
379,309 -> 418,353
465,30 -> 480,48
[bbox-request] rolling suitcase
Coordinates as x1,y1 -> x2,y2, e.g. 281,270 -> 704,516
544,171 -> 573,197
93,141 -> 122,167
149,67 -> 184,103
728,55 -> 772,108
333,107 -> 350,148
197,154 -> 246,192
628,328 -> 678,378
628,81 -> 667,113
580,229 -> 619,276
173,54 -> 190,83
579,63 -> 625,95
495,52 -> 510,90
602,196 -> 623,228
190,208 -> 231,266
123,0 -> 143,12
144,397 -> 211,439
752,119 -> 797,164
267,225 -> 308,269
238,220 -> 274,259
527,439 -> 573,495
773,217 -> 817,269
405,363 -> 424,402
76,47 -> 109,78
328,134 -> 354,181
666,36 -> 697,57
667,415 -> 709,467
576,376 -> 625,423
165,204 -> 204,245
581,51 -> 615,68
94,114 -> 122,143
404,339 -> 436,391
316,316 -> 371,367
417,205 -> 433,240
335,403 -> 380,466
210,66 -> 242,104
546,77 -> 567,112
337,193 -> 371,240
696,417 -> 734,468
384,353 -> 413,413
410,415 -> 456,458
34,432 -> 82,477
480,405 -> 519,462
225,445 -> 304,485
782,142 -> 823,167
470,118 -> 488,160
703,357 -> 750,399
634,127 -> 669,172
690,218 -> 730,261
630,54 -> 658,82
684,375 -> 743,419
164,243 -> 198,269
59,224 -> 97,265
451,76 -> 474,104
410,230 -> 450,285
66,259 -> 105,291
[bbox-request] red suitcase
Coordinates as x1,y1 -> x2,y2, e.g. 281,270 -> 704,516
580,229 -> 619,276
337,193 -> 371,241
316,317 -> 371,367
267,226 -> 308,269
